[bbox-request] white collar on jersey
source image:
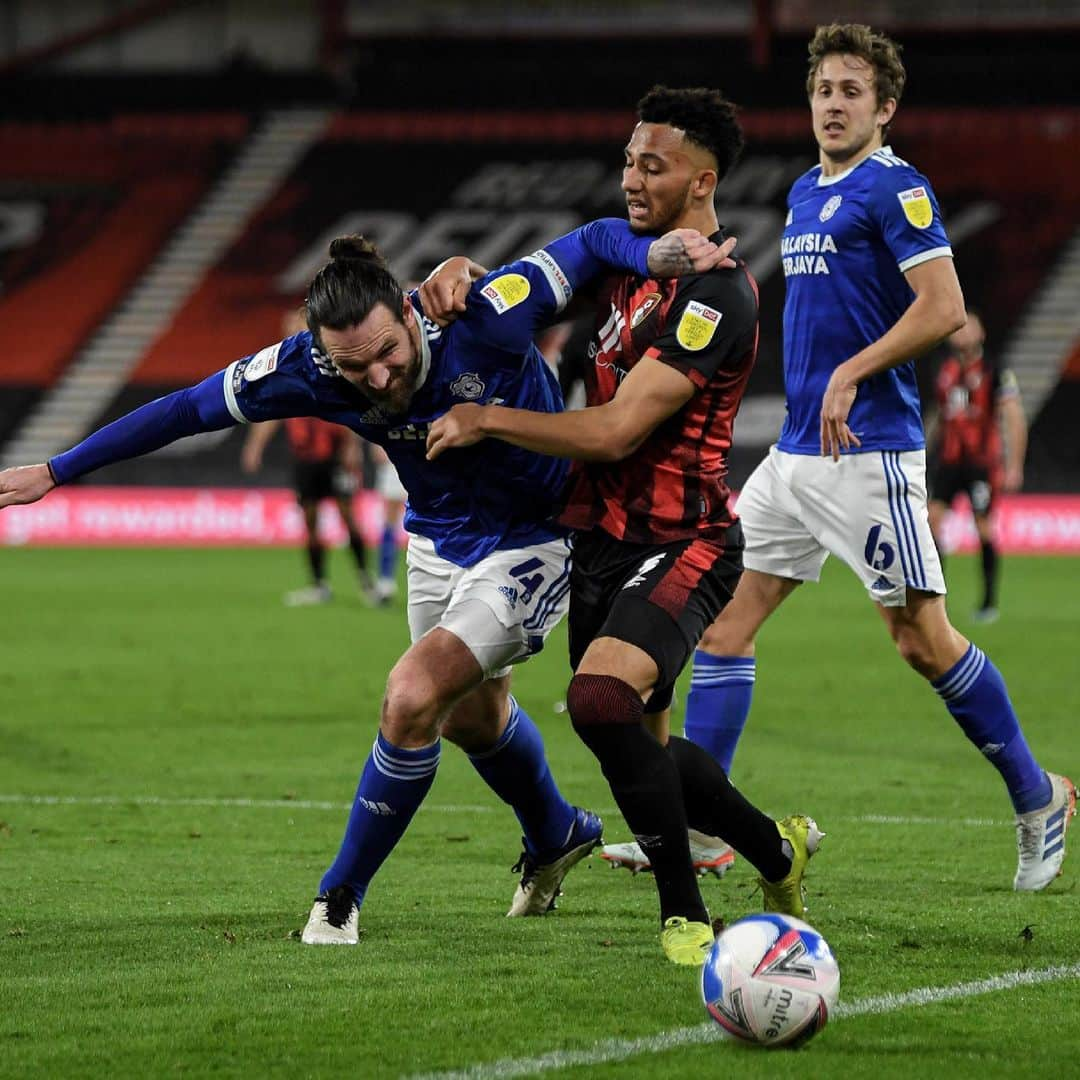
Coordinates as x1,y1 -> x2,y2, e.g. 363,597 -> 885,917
407,294 -> 434,393
815,144 -> 894,187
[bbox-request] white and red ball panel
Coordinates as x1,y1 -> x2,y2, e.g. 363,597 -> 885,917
701,913 -> 839,1049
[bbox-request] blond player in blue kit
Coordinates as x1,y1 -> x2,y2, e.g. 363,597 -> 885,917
603,24 -> 1075,892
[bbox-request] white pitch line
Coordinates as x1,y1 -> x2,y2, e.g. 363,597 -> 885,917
0,793 -> 493,814
0,794 -> 1011,827
407,963 -> 1080,1080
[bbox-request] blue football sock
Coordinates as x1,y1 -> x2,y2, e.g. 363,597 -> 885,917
319,731 -> 440,903
932,644 -> 1051,813
468,697 -> 576,855
683,652 -> 755,775
379,523 -> 397,581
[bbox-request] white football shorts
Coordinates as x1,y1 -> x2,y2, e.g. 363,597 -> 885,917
406,533 -> 572,678
738,446 -> 945,607
375,460 -> 407,503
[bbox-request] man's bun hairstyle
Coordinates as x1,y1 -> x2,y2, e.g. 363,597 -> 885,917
306,235 -> 402,342
327,236 -> 390,269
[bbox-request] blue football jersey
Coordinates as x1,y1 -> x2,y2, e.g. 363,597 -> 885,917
47,219 -> 654,566
221,236 -> 640,567
777,147 -> 953,455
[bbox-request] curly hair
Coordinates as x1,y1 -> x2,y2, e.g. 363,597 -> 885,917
636,85 -> 744,180
806,23 -> 906,107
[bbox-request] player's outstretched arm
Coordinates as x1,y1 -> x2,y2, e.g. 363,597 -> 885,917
418,223 -> 737,326
27,370 -> 239,492
0,463 -> 55,509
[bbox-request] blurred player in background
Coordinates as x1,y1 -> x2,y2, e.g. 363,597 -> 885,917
0,216 -> 729,949
928,310 -> 1028,623
242,414 -> 373,606
241,307 -> 375,606
679,23 -> 1074,892
428,86 -> 820,966
367,442 -> 405,605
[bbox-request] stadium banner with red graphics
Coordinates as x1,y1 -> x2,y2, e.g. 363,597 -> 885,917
2,489 -> 1078,552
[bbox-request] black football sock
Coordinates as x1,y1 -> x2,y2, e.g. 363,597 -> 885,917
980,539 -> 998,610
667,735 -> 791,882
347,532 -> 371,583
306,542 -> 326,585
568,674 -> 707,925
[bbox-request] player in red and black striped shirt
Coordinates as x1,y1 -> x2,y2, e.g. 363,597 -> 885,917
928,310 -> 1028,621
427,87 -> 815,965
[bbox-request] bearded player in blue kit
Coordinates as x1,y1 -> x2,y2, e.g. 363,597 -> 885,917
655,23 -> 1073,892
0,218 -> 734,944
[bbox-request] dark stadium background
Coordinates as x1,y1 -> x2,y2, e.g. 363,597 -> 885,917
1,1 -> 1077,505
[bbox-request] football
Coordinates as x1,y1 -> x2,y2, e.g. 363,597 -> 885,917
701,913 -> 840,1049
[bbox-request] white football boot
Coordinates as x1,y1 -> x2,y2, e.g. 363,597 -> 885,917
507,808 -> 603,916
600,828 -> 736,878
284,583 -> 332,607
301,885 -> 360,944
1014,772 -> 1077,891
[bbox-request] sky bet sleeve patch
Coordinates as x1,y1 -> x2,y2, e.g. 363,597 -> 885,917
242,341 -> 282,381
675,300 -> 723,351
480,273 -> 531,314
897,186 -> 933,229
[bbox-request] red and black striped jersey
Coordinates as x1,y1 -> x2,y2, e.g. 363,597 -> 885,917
559,248 -> 759,544
284,416 -> 349,463
934,353 -> 1016,470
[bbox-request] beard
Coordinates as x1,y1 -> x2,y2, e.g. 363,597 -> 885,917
628,193 -> 691,236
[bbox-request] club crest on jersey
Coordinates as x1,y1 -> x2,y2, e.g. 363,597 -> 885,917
675,300 -> 722,352
243,342 -> 281,382
819,195 -> 842,222
630,291 -> 662,329
481,273 -> 530,314
897,186 -> 933,229
450,372 -> 485,400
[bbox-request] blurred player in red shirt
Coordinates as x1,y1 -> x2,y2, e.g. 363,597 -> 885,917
928,310 -> 1027,622
241,310 -> 375,606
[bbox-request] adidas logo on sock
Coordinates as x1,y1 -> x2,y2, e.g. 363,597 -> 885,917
359,797 -> 395,816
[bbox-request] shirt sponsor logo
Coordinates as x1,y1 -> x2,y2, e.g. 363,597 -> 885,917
781,231 -> 837,277
243,342 -> 282,382
450,372 -> 485,400
630,291 -> 662,329
897,186 -> 933,229
819,194 -> 842,222
481,273 -> 531,313
675,300 -> 722,352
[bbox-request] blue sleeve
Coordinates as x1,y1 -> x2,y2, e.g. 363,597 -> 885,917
463,218 -> 653,353
866,166 -> 952,275
49,370 -> 235,484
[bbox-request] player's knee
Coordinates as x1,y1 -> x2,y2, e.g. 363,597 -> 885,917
440,690 -> 507,752
890,625 -> 938,679
566,673 -> 644,733
698,616 -> 753,657
380,671 -> 441,745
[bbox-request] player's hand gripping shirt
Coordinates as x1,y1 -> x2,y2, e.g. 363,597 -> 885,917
559,231 -> 759,545
778,147 -> 952,455
49,221 -> 654,568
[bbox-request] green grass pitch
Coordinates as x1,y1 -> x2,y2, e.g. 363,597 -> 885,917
1,547 -> 1077,1078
